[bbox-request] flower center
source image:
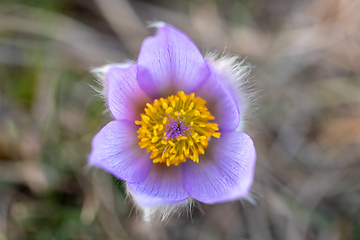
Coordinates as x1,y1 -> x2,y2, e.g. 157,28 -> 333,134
135,91 -> 220,166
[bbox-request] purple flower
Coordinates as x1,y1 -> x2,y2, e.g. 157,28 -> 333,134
89,23 -> 256,220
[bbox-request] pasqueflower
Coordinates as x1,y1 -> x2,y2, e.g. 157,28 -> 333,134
89,23 -> 256,220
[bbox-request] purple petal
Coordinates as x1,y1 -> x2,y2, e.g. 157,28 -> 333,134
137,23 -> 209,98
106,63 -> 151,121
195,60 -> 240,130
183,132 -> 256,204
89,120 -> 151,182
127,164 -> 189,207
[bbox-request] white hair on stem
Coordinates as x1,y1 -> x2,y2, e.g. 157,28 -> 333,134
125,183 -> 195,223
241,189 -> 260,206
205,51 -> 257,132
147,21 -> 166,29
91,62 -> 135,99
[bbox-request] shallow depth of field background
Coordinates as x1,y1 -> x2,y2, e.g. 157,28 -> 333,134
0,0 -> 360,239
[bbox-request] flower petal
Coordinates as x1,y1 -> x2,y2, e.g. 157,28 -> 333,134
127,164 -> 190,207
89,120 -> 151,182
137,23 -> 209,98
195,60 -> 240,131
106,63 -> 151,121
183,132 -> 256,204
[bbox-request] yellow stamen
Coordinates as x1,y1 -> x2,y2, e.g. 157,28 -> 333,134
136,91 -> 221,166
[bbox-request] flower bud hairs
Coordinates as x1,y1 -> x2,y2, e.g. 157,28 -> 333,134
89,22 -> 256,222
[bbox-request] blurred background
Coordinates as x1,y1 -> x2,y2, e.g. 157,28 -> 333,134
0,0 -> 359,239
